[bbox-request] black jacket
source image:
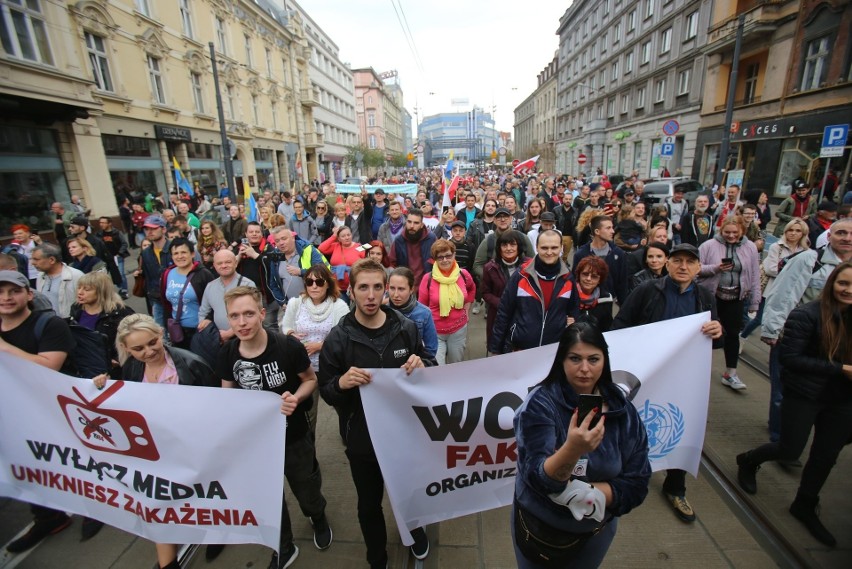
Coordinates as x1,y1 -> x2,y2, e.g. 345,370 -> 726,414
70,303 -> 135,366
779,300 -> 851,402
122,345 -> 217,387
573,243 -> 629,305
318,306 -> 437,457
612,276 -> 723,349
553,204 -> 578,242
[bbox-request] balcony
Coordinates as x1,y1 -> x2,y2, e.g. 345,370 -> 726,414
584,119 -> 607,133
705,1 -> 791,55
304,132 -> 323,148
714,95 -> 762,111
301,87 -> 319,107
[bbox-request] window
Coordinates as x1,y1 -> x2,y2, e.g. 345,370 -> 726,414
597,103 -> 604,119
590,42 -> 597,62
599,70 -> 605,87
369,134 -> 377,149
737,63 -> 758,103
367,111 -> 376,127
684,11 -> 698,40
621,94 -> 629,114
135,0 -> 151,17
660,28 -> 672,54
614,22 -> 621,43
645,0 -> 654,19
147,55 -> 165,104
191,72 -> 204,113
641,41 -> 651,65
84,32 -> 113,92
801,36 -> 830,91
215,17 -> 227,54
627,10 -> 636,31
244,35 -> 252,66
607,97 -> 615,117
251,95 -> 259,125
179,0 -> 193,38
0,0 -> 53,64
636,87 -> 646,108
611,60 -> 619,81
655,78 -> 666,102
265,48 -> 273,76
625,51 -> 634,74
226,84 -> 236,119
677,69 -> 690,95
589,74 -> 596,90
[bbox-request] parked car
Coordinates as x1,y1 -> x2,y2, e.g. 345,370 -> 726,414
642,178 -> 708,206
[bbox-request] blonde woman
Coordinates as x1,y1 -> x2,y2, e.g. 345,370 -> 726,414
91,314 -> 220,568
67,237 -> 105,274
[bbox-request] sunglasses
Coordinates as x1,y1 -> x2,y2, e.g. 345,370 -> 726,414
305,277 -> 327,287
436,254 -> 454,261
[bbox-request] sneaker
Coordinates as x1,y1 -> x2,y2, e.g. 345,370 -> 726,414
738,341 -> 744,355
471,301 -> 481,315
410,528 -> 430,560
268,544 -> 299,569
736,452 -> 759,495
665,493 -> 696,523
721,373 -> 747,391
311,514 -> 333,550
80,517 -> 104,541
119,290 -> 129,300
6,514 -> 72,553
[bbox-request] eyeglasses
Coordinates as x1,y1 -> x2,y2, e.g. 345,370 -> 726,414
304,277 -> 327,287
436,254 -> 454,261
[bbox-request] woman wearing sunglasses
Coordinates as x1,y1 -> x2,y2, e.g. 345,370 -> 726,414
280,264 -> 349,432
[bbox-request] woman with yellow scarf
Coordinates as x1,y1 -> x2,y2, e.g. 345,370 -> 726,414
418,239 -> 476,365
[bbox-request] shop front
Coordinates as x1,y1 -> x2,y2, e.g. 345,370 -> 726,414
104,134 -> 167,204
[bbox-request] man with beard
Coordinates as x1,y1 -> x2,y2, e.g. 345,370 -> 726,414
377,201 -> 405,252
468,199 -> 499,253
472,208 -> 533,280
388,210 -> 436,287
680,195 -> 714,247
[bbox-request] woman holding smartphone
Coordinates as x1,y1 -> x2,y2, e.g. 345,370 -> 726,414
737,262 -> 852,547
512,323 -> 651,568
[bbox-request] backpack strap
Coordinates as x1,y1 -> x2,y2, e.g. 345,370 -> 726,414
32,311 -> 53,344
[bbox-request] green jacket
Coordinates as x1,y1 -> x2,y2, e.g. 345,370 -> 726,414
774,195 -> 816,237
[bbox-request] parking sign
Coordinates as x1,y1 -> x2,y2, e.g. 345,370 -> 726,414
821,124 -> 849,158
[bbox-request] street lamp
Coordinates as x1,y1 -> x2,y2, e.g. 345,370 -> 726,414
209,42 -> 235,202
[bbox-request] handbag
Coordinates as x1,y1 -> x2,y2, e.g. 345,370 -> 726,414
132,273 -> 146,297
513,499 -> 605,568
166,272 -> 192,344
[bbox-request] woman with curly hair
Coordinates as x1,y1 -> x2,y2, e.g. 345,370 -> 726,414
197,220 -> 229,268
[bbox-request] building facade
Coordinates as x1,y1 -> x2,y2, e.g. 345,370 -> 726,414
353,67 -> 405,160
0,0 -> 320,237
514,55 -> 558,172
288,1 -> 358,183
695,0 -> 852,197
418,109 -> 499,166
555,0 -> 712,177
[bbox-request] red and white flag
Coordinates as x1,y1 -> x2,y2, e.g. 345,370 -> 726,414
513,155 -> 540,176
441,175 -> 459,210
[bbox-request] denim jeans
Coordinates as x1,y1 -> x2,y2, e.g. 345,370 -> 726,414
279,432 -> 327,549
150,299 -> 166,328
436,323 -> 467,365
740,297 -> 765,339
115,255 -> 128,292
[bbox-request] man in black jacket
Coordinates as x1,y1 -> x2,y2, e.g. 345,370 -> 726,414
319,259 -> 437,569
553,192 -> 578,264
611,244 -> 722,525
345,190 -> 373,244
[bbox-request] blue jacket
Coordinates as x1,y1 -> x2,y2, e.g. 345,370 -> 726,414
265,235 -> 328,305
140,239 -> 171,301
573,243 -> 629,305
397,300 -> 438,358
489,258 -> 579,354
514,379 -> 651,533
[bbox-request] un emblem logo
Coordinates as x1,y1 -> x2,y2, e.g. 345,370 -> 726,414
638,400 -> 685,459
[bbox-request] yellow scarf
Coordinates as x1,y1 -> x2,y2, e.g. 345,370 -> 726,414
431,261 -> 464,317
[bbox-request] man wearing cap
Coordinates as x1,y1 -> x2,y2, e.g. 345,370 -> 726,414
448,220 -> 474,272
0,270 -> 76,552
369,188 -> 388,239
472,208 -> 533,281
31,243 -> 83,318
612,243 -> 723,524
134,214 -> 171,328
774,180 -> 817,237
806,201 -> 837,242
528,212 -> 559,255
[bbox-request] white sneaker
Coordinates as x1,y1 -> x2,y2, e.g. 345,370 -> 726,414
471,301 -> 481,315
738,340 -> 744,355
721,373 -> 747,390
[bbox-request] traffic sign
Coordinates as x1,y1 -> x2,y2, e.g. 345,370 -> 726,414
660,143 -> 675,158
416,144 -> 425,153
491,158 -> 497,164
577,153 -> 587,165
820,124 -> 848,158
662,119 -> 680,136
407,153 -> 414,161
498,146 -> 507,156
512,159 -> 520,167
662,135 -> 676,145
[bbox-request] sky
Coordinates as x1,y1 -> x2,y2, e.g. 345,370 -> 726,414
293,0 -> 570,136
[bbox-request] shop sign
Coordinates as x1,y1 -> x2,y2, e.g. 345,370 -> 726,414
154,125 -> 192,142
731,120 -> 785,141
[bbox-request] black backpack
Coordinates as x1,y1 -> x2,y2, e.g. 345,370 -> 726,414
33,312 -> 111,379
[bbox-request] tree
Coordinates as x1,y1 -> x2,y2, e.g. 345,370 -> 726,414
345,144 -> 385,171
389,152 -> 408,168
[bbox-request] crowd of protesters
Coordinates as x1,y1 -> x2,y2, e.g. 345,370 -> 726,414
2,166 -> 851,568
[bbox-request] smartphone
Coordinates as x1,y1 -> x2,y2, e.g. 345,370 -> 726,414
241,238 -> 249,246
577,394 -> 603,428
721,257 -> 733,265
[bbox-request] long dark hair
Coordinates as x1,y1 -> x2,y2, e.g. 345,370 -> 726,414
820,261 -> 852,364
541,322 -> 613,389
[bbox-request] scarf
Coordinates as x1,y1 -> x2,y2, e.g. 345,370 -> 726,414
303,296 -> 335,322
534,256 -> 560,280
431,261 -> 464,317
578,287 -> 600,310
393,293 -> 418,315
388,217 -> 404,235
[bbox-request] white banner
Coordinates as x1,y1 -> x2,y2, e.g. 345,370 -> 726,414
360,313 -> 712,544
0,354 -> 285,550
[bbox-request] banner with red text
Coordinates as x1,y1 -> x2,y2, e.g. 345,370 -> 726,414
0,354 -> 285,550
360,313 -> 712,545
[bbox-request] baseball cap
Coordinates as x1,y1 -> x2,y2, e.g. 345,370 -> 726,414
495,207 -> 511,217
143,214 -> 167,228
540,212 -> 557,222
0,270 -> 30,289
673,186 -> 685,193
794,180 -> 808,190
450,220 -> 466,229
69,216 -> 89,227
818,200 -> 838,212
669,243 -> 700,260
374,188 -> 385,195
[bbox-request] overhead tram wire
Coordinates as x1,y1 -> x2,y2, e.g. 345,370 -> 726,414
393,0 -> 427,76
388,0 -> 425,76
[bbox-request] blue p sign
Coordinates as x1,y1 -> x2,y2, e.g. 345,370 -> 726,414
823,124 -> 848,148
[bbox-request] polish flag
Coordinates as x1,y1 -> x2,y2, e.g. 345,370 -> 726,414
442,175 -> 460,210
513,155 -> 540,176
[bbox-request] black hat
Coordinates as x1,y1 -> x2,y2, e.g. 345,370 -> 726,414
669,243 -> 700,260
818,200 -> 838,212
450,220 -> 466,229
494,207 -> 511,217
540,212 -> 557,222
69,216 -> 89,227
794,180 -> 808,190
